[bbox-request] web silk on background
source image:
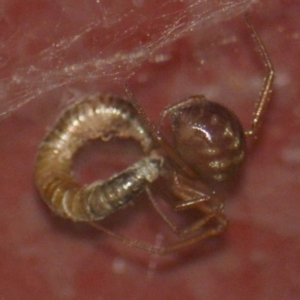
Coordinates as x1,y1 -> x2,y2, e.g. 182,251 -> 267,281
0,0 -> 253,118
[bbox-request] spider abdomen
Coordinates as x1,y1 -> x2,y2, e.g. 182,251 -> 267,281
172,95 -> 246,181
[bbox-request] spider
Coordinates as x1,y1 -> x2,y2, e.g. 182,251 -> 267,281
35,15 -> 274,255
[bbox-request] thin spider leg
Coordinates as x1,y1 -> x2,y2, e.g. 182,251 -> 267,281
157,96 -> 206,133
90,219 -> 225,255
179,206 -> 228,237
172,170 -> 210,199
146,187 -> 182,235
172,180 -> 211,210
171,172 -> 224,212
174,193 -> 225,213
170,172 -> 227,237
174,194 -> 224,212
125,85 -> 197,178
174,196 -> 210,210
156,135 -> 197,179
158,224 -> 227,254
244,14 -> 275,138
146,184 -> 226,239
172,190 -> 227,238
124,84 -> 160,149
90,222 -> 165,254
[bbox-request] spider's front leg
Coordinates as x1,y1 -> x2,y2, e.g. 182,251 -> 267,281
244,14 -> 275,138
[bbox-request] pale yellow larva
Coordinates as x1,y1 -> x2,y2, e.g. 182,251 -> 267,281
35,95 -> 163,222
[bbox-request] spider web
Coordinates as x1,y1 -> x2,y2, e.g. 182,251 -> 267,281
0,0 -> 254,119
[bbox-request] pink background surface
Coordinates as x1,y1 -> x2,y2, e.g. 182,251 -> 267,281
0,0 -> 300,299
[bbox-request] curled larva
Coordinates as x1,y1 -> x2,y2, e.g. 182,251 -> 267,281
35,95 -> 164,222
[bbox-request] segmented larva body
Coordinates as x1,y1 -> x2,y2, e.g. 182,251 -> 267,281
35,95 -> 164,222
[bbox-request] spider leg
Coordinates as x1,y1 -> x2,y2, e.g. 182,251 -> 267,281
179,203 -> 228,238
90,220 -> 225,255
90,221 -> 165,254
146,173 -> 227,239
146,186 -> 227,254
158,226 -> 226,254
169,172 -> 227,237
171,172 -> 224,212
157,96 -> 206,133
123,86 -> 196,178
244,14 -> 275,138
